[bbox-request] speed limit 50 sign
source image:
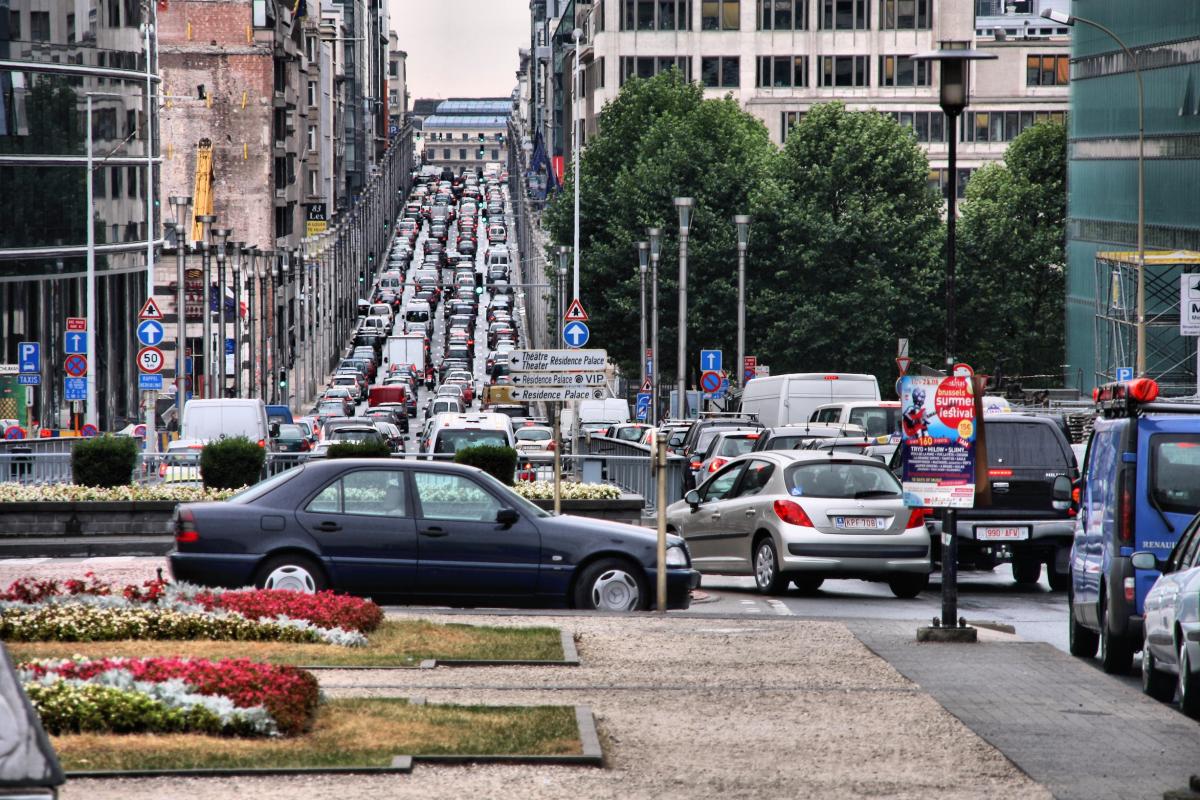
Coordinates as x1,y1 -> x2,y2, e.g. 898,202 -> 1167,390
136,346 -> 165,374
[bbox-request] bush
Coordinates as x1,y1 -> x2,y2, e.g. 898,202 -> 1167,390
199,437 -> 265,490
454,445 -> 518,485
326,440 -> 392,459
71,435 -> 138,488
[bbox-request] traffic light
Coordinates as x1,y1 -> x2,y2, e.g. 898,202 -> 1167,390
478,148 -> 485,159
278,369 -> 287,389
474,285 -> 484,296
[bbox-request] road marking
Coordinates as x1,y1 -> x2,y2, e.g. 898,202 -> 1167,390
765,599 -> 794,616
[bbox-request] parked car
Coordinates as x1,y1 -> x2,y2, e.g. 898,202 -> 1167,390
169,460 -> 699,610
666,451 -> 931,598
1133,522 -> 1200,715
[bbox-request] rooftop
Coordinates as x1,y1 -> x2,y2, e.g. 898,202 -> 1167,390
436,99 -> 512,115
424,114 -> 509,129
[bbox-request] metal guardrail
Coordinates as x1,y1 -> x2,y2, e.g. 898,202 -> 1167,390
582,436 -> 687,511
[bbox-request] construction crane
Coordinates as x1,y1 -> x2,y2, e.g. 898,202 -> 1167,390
190,137 -> 213,242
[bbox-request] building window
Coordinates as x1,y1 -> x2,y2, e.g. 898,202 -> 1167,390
491,149 -> 499,160
701,0 -> 739,30
306,81 -> 317,107
620,0 -> 692,30
928,167 -> 974,200
1026,54 -> 1069,86
66,13 -> 75,42
29,11 -> 49,41
886,110 -> 946,143
619,56 -> 691,85
701,56 -> 740,88
781,110 -> 804,141
820,0 -> 867,29
107,0 -> 120,28
305,35 -> 317,62
758,0 -> 806,29
598,56 -> 606,88
880,0 -> 929,29
443,148 -> 450,159
8,11 -> 19,39
757,56 -> 807,88
977,0 -> 1029,14
818,55 -> 868,87
962,109 -> 1065,142
459,148 -> 467,160
308,170 -> 318,195
880,55 -> 930,87
307,124 -> 317,151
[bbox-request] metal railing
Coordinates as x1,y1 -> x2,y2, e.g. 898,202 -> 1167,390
582,436 -> 687,511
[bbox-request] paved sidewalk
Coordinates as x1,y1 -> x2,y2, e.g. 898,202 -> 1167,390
853,621 -> 1200,800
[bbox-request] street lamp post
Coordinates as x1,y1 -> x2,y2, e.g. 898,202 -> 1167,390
734,215 -> 751,390
912,47 -> 995,636
168,195 -> 192,416
673,198 -> 694,420
211,228 -> 232,398
571,27 -> 583,303
247,248 -> 258,399
195,215 -> 216,398
637,241 -> 650,388
231,243 -> 244,397
1042,8 -> 1145,376
647,227 -> 662,425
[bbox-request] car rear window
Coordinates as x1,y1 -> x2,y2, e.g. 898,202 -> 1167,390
1151,435 -> 1200,515
785,462 -> 901,499
434,429 -> 509,453
718,436 -> 757,457
986,421 -> 1070,468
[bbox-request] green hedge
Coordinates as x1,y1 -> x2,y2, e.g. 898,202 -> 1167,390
71,435 -> 138,488
326,440 -> 392,459
454,445 -> 518,486
199,437 -> 265,490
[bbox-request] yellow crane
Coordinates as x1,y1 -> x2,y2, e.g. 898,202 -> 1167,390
190,138 -> 213,242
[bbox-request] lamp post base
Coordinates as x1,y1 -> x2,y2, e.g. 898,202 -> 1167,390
917,621 -> 978,643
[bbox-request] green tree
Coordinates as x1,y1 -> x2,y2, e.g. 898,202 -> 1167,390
956,121 -> 1066,385
750,103 -> 944,383
543,71 -> 776,383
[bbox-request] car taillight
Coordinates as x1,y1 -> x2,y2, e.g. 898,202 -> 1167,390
257,439 -> 266,448
773,499 -> 814,527
300,440 -> 310,451
708,458 -> 727,472
690,460 -> 701,470
1124,576 -> 1136,603
1118,468 -> 1134,544
176,508 -> 199,543
158,461 -> 168,477
906,508 -> 928,528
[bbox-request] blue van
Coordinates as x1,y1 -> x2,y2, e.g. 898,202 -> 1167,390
1069,379 -> 1200,673
265,404 -> 294,428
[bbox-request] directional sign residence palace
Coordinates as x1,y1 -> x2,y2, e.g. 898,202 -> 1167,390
509,349 -> 606,371
512,371 -> 606,387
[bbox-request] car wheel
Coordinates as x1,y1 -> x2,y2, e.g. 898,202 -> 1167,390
1179,642 -> 1200,719
1067,586 -> 1099,658
1011,557 -> 1041,586
1099,596 -> 1133,674
1046,565 -> 1071,592
888,573 -> 930,599
255,554 -> 327,594
573,558 -> 647,612
791,577 -> 824,595
753,537 -> 788,595
1142,631 -> 1176,702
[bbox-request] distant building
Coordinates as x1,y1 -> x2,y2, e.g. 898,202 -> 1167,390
422,99 -> 512,173
1064,3 -> 1200,394
388,35 -> 408,130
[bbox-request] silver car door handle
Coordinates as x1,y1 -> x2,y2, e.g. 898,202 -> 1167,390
710,513 -> 721,520
744,509 -> 757,516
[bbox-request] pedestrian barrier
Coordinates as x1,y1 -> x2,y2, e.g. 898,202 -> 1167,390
582,436 -> 687,511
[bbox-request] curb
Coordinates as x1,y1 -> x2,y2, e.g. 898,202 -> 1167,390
64,705 -> 603,779
302,629 -> 581,670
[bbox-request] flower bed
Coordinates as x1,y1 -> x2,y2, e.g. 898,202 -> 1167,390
0,575 -> 379,646
0,483 -> 240,503
512,481 -> 622,500
19,656 -> 320,737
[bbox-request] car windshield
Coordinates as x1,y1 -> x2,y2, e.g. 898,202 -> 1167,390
718,436 -> 757,457
785,462 -> 901,499
848,407 -> 900,437
434,429 -> 508,453
986,421 -> 1069,467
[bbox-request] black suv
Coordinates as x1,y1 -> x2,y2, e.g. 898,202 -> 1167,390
905,413 -> 1079,589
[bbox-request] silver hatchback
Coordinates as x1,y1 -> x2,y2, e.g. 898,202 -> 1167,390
666,451 -> 931,598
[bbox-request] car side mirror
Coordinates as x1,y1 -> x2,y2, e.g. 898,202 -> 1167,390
1131,551 -> 1163,572
684,490 -> 701,509
496,508 -> 520,526
269,423 -> 280,437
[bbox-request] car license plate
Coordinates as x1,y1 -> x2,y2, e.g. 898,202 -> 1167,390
976,526 -> 1030,541
833,517 -> 886,530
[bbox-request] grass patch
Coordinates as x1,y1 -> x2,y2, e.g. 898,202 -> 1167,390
52,699 -> 581,771
6,619 -> 564,667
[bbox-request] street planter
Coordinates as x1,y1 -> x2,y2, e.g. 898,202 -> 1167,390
530,493 -> 645,525
0,501 -> 177,558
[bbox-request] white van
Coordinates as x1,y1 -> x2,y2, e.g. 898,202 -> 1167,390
562,398 -> 628,437
403,300 -> 431,325
485,249 -> 510,269
426,412 -> 515,455
173,399 -> 272,451
739,373 -> 880,427
808,401 -> 900,437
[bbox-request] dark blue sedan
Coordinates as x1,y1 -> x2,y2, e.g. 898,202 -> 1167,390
169,459 -> 699,611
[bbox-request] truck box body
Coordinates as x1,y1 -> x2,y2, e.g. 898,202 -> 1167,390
739,373 -> 880,427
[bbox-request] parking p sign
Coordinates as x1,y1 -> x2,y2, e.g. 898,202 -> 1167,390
18,342 -> 39,374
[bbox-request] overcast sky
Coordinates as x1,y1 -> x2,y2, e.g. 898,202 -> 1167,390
391,0 -> 528,100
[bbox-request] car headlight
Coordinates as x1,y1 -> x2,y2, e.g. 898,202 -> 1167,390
665,545 -> 689,567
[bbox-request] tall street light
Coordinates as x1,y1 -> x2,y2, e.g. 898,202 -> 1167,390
637,241 -> 650,387
673,198 -> 694,419
571,27 -> 583,303
1042,8 -> 1146,376
195,214 -> 216,398
247,248 -> 258,399
168,195 -> 192,415
231,243 -> 244,397
211,227 -> 232,397
911,47 -> 995,636
647,227 -> 662,424
734,215 -> 751,390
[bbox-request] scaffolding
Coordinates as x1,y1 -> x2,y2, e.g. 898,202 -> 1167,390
1093,249 -> 1200,396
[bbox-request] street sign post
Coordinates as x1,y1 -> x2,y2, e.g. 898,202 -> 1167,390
562,321 -> 590,348
136,319 -> 165,347
635,393 -> 651,421
700,349 -> 722,373
18,342 -> 39,375
136,346 -> 165,374
564,298 -> 589,322
64,354 -> 87,378
508,350 -> 607,371
64,377 -> 86,401
17,375 -> 40,386
896,356 -> 912,375
64,331 -> 86,355
743,355 -> 756,384
511,371 -> 607,387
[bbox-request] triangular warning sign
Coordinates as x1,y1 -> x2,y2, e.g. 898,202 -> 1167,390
564,298 -> 588,322
138,297 -> 164,320
640,378 -> 652,392
895,356 -> 911,375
